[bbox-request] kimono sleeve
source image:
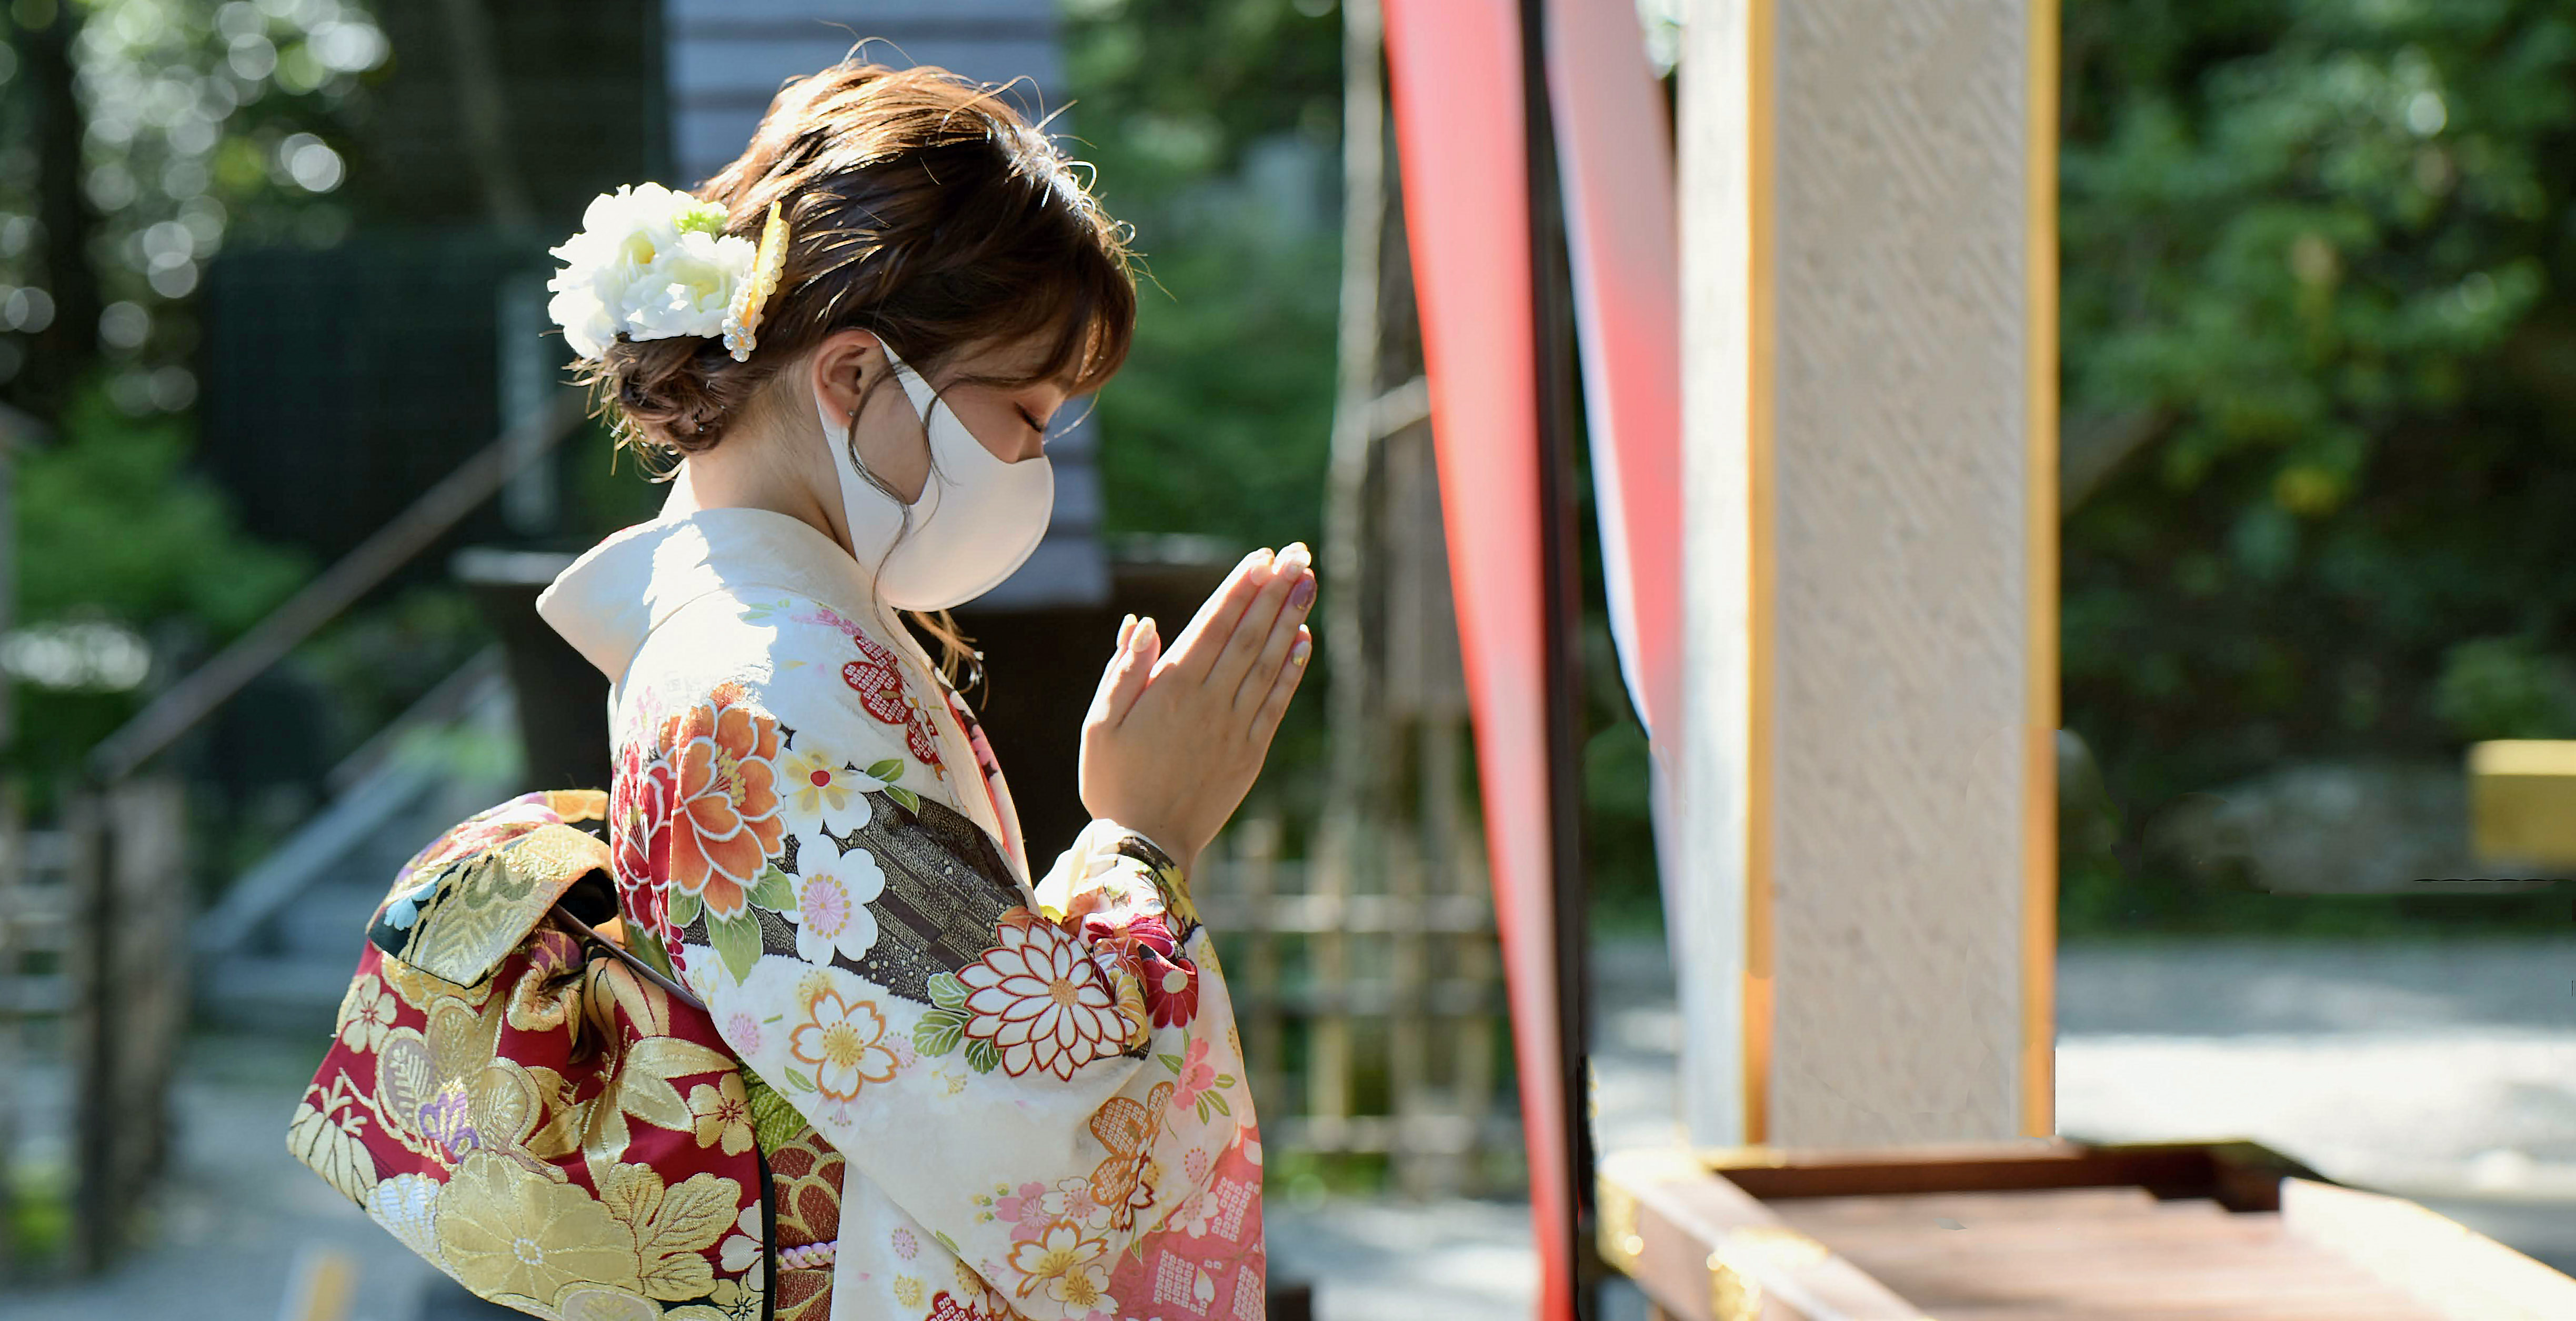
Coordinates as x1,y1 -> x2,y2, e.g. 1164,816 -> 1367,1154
645,612 -> 1254,1318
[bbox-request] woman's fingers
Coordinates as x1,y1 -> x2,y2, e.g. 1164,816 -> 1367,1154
1251,624 -> 1312,743
1098,616 -> 1157,727
1233,556 -> 1316,711
1211,543 -> 1309,700
1127,619 -> 1162,715
1162,549 -> 1275,685
1086,614 -> 1137,724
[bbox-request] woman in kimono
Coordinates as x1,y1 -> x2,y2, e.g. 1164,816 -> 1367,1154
534,61 -> 1308,1320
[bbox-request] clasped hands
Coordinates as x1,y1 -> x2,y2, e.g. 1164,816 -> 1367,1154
1078,543 -> 1318,877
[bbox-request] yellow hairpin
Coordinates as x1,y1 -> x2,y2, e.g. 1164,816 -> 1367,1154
721,200 -> 789,362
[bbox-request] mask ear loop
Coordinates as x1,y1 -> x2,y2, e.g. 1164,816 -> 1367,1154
829,355 -> 926,611
883,348 -> 955,494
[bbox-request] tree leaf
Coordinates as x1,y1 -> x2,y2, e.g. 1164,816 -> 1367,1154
635,1171 -> 740,1298
963,1037 -> 1000,1074
627,1035 -> 739,1083
740,1070 -> 810,1150
1158,1053 -> 1184,1073
667,885 -> 701,931
286,1096 -> 377,1204
926,972 -> 968,1011
708,909 -> 763,985
595,1161 -> 665,1233
912,1009 -> 965,1057
748,864 -> 796,913
865,757 -> 905,782
886,785 -> 920,813
638,1247 -> 716,1302
613,1068 -> 693,1135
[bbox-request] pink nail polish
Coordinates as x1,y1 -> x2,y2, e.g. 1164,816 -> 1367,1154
1289,575 -> 1316,609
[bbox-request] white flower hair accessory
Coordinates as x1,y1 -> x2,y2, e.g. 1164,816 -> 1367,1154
544,184 -> 791,363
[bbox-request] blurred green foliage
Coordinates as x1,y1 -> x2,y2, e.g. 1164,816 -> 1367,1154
1088,228 -> 1342,550
15,388 -> 302,633
2061,0 -> 2576,930
4,0 -> 387,812
0,0 -> 388,415
8,385 -> 305,800
1063,0 -> 1342,553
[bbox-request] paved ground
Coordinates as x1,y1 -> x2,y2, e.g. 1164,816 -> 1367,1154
9,936 -> 2575,1318
3,1031 -> 444,1321
2049,939 -> 2576,1273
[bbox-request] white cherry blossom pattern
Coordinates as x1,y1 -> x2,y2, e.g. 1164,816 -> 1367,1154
787,977 -> 901,1103
957,912 -> 1128,1082
1007,1219 -> 1115,1315
789,829 -> 886,965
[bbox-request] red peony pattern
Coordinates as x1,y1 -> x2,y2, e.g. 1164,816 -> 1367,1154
610,735 -> 676,958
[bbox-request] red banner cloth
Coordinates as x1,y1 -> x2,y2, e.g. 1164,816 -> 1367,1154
1545,0 -> 1681,754
1382,4 -> 1573,1317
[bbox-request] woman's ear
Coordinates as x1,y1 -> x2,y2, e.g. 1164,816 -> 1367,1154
807,328 -> 884,432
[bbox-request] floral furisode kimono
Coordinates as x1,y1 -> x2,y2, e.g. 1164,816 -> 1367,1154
535,505 -> 1267,1321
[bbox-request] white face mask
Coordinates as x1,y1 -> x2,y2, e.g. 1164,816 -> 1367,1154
816,345 -> 1055,612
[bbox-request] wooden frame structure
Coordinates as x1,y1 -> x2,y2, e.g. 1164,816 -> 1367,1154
1600,1142 -> 2576,1319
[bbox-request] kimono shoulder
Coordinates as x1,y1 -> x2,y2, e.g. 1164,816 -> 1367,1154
619,586 -> 965,813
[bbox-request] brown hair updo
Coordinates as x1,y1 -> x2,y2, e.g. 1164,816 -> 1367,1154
580,58 -> 1139,686
590,59 -> 1136,452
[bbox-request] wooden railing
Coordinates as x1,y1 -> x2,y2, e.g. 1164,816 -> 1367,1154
14,392 -> 587,1274
1200,809 -> 1513,1198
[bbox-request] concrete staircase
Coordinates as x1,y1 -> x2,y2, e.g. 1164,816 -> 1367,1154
195,656 -> 526,1034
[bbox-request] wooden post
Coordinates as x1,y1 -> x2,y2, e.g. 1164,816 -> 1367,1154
277,1244 -> 360,1321
1518,0 -> 1598,1295
65,787 -> 114,1273
1313,0 -> 1389,1164
0,779 -> 19,1276
1386,779 -> 1430,1196
1234,814 -> 1289,1132
64,775 -> 187,1273
1302,0 -> 1519,1191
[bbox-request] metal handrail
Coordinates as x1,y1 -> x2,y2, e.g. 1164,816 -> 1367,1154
82,392 -> 589,784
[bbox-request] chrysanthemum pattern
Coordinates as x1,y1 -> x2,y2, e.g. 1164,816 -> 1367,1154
957,913 -> 1129,1082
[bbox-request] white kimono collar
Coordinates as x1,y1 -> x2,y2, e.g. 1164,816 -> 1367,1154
535,506 -> 888,685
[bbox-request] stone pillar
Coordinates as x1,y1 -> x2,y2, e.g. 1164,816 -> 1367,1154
1673,0 -> 2058,1147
